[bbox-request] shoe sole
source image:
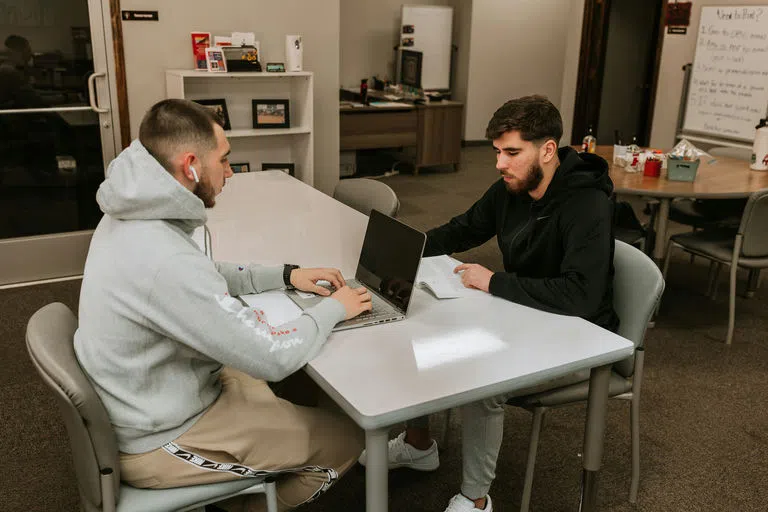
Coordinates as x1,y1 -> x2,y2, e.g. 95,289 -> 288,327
389,461 -> 439,471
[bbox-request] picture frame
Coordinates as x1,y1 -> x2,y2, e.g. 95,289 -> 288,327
230,162 -> 251,173
252,99 -> 290,129
262,162 -> 295,177
193,99 -> 231,130
265,62 -> 286,72
205,46 -> 227,73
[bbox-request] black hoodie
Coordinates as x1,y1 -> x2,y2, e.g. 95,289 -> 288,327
424,146 -> 619,332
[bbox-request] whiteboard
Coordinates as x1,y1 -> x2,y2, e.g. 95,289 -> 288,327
401,5 -> 453,90
682,6 -> 768,142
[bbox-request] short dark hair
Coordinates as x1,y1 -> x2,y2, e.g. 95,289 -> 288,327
139,99 -> 220,172
4,34 -> 30,52
485,95 -> 563,145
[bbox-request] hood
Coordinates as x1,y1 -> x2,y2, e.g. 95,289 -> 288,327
96,140 -> 207,231
536,146 -> 613,207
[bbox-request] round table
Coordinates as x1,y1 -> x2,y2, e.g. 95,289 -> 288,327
592,145 -> 768,259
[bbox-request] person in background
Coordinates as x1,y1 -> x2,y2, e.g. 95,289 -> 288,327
360,95 -> 618,512
75,98 -> 372,511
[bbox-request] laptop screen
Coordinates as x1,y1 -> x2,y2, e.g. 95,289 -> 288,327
355,210 -> 426,313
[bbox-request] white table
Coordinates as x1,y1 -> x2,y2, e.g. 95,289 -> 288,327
204,171 -> 635,511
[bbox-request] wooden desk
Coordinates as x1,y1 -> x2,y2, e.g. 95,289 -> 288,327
592,145 -> 768,259
340,101 -> 463,173
201,171 -> 635,512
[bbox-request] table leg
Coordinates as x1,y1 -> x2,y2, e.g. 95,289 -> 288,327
366,428 -> 389,512
652,198 -> 671,260
579,364 -> 611,512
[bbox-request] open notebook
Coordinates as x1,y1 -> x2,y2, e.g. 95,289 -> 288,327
416,255 -> 482,299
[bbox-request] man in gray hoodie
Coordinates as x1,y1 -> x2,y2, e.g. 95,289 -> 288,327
74,99 -> 371,511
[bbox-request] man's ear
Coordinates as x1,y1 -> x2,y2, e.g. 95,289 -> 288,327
540,139 -> 557,163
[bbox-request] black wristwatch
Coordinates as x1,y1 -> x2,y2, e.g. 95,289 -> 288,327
283,264 -> 300,289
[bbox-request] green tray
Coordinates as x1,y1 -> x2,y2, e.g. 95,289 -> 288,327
667,159 -> 700,182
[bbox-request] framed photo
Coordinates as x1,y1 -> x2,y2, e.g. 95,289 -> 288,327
230,162 -> 250,173
193,99 -> 231,130
262,162 -> 295,177
205,46 -> 227,73
252,99 -> 290,129
266,62 -> 285,72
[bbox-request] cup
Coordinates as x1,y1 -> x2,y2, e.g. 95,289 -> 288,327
643,159 -> 661,177
613,145 -> 628,167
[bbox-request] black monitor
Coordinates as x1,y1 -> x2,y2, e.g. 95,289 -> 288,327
399,49 -> 423,89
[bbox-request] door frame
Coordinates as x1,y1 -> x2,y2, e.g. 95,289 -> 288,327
571,0 -> 667,146
0,0 -> 130,288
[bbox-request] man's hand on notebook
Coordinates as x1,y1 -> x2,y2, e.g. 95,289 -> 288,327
454,263 -> 494,293
290,268 -> 346,296
332,286 -> 373,319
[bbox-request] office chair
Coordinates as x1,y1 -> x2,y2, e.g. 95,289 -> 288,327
668,146 -> 750,230
25,302 -> 278,512
333,178 -> 400,217
509,240 -> 664,511
660,188 -> 768,344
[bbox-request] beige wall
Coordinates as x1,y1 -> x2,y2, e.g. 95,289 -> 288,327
649,0 -> 768,148
463,0 -> 573,141
339,0 -> 453,89
119,0 -> 341,195
558,0 -> 585,146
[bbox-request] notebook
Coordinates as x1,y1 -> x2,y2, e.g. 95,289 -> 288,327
286,209 -> 426,331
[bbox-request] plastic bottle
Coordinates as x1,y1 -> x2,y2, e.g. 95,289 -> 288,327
751,118 -> 768,171
582,125 -> 597,153
360,79 -> 369,105
626,136 -> 642,172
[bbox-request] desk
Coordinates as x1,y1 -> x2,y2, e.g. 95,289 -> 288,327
593,146 -> 768,259
340,101 -> 463,173
203,171 -> 635,511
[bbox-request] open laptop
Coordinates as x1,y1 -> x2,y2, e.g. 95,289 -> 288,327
286,209 -> 426,331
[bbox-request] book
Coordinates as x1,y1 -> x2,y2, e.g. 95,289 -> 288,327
190,32 -> 211,70
416,255 -> 475,299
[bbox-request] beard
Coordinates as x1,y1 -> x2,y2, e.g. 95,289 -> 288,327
194,171 -> 217,208
503,161 -> 544,195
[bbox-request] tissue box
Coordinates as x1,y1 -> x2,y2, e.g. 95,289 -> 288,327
667,159 -> 700,182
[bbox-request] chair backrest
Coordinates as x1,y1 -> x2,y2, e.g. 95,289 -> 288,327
612,241 -> 665,377
333,178 -> 400,217
26,303 -> 119,512
708,146 -> 753,161
738,188 -> 768,258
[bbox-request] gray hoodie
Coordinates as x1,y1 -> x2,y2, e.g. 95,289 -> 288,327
74,140 -> 346,454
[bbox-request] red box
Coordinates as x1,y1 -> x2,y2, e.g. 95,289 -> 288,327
643,159 -> 662,177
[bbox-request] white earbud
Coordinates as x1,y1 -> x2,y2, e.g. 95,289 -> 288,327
189,165 -> 200,183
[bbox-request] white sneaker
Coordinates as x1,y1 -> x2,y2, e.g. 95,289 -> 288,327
357,431 -> 439,471
444,493 -> 493,512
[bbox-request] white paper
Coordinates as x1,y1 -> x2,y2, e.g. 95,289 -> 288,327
231,32 -> 255,47
240,290 -> 302,326
416,255 -> 472,299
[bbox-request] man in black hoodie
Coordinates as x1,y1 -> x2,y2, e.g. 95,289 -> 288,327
359,95 -> 618,512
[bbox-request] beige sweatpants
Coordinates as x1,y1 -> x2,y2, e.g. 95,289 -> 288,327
120,368 -> 364,511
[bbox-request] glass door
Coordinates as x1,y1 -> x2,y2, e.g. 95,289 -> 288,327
0,0 -> 119,286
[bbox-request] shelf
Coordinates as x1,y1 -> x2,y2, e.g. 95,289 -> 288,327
226,127 -> 311,138
167,69 -> 312,78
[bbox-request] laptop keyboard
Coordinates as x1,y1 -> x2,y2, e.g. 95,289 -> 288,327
323,279 -> 399,326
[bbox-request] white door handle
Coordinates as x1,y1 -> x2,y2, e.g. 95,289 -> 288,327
87,72 -> 109,113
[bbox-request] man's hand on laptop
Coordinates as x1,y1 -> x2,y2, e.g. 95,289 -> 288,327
290,268 -> 346,296
332,286 -> 373,319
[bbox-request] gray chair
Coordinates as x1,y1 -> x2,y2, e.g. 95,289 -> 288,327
668,146 -> 751,231
509,240 -> 664,511
333,178 -> 400,217
661,188 -> 768,344
26,303 -> 278,512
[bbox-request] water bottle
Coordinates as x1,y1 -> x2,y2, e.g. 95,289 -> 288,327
581,125 -> 597,153
751,118 -> 768,171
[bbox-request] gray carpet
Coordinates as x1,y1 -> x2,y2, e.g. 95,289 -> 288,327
2,147 -> 767,511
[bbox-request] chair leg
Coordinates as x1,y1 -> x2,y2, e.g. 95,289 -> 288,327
657,241 -> 676,316
709,262 -> 723,300
629,349 -> 645,504
520,407 -> 547,512
726,263 -> 738,345
745,269 -> 761,299
265,478 -> 279,512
